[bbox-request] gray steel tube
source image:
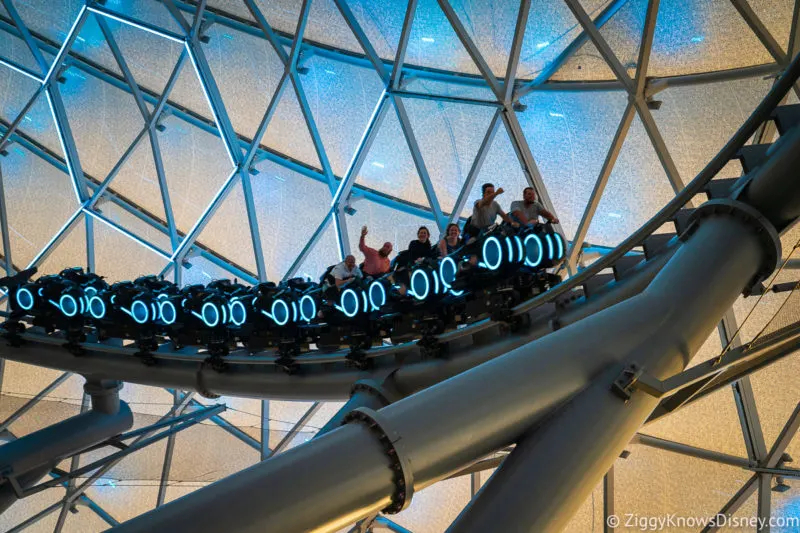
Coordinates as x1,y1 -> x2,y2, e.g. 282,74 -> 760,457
0,403 -> 133,484
0,465 -> 54,515
449,214 -> 766,532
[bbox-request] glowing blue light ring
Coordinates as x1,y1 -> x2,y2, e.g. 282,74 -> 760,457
362,291 -> 369,314
157,293 -> 169,300
506,236 -> 515,264
482,236 -> 503,271
271,299 -> 290,326
338,288 -> 360,318
368,281 -> 386,311
79,298 -> 85,315
88,296 -> 106,319
16,288 -> 34,311
545,234 -> 554,261
228,300 -> 247,326
130,300 -> 149,324
439,256 -> 457,289
524,234 -> 544,268
410,269 -> 430,301
159,300 -> 177,325
553,232 -> 564,260
85,287 -> 98,297
201,302 -> 220,328
432,270 -> 440,295
60,294 -> 78,317
515,236 -> 524,264
291,301 -> 298,323
299,295 -> 316,322
151,303 -> 158,320
449,288 -> 465,296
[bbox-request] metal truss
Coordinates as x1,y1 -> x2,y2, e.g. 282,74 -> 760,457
0,0 -> 798,531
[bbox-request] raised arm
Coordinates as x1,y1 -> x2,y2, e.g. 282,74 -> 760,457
476,187 -> 504,208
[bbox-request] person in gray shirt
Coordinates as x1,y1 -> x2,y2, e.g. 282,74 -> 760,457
471,183 -> 518,231
510,187 -> 559,226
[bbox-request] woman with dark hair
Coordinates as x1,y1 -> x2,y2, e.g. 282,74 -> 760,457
438,223 -> 462,257
408,226 -> 435,264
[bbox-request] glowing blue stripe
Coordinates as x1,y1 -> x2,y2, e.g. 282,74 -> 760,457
362,291 -> 369,313
59,294 -> 78,317
554,232 -> 564,260
159,300 -> 176,325
83,209 -> 172,261
131,300 -> 149,324
45,89 -> 81,202
432,270 -> 440,295
229,300 -> 246,326
368,281 -> 386,311
291,301 -> 298,323
87,6 -> 185,44
43,4 -> 87,83
88,296 -> 106,319
546,234 -> 554,261
506,236 -> 515,264
515,236 -> 524,263
0,57 -> 44,83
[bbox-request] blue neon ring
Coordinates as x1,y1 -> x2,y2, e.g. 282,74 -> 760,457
515,236 -> 524,263
16,288 -> 34,311
88,296 -> 106,319
340,288 -> 360,318
271,299 -> 290,326
229,300 -> 247,326
201,302 -> 220,328
482,236 -> 503,271
59,294 -> 78,317
553,232 -> 564,260
131,300 -> 149,324
410,269 -> 430,301
545,234 -> 554,261
524,234 -> 543,267
299,294 -> 317,322
159,300 -> 177,325
439,256 -> 457,289
368,281 -> 386,311
506,236 -> 515,264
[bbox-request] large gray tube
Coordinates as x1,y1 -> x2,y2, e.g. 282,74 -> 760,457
449,213 -> 766,532
0,465 -> 54,515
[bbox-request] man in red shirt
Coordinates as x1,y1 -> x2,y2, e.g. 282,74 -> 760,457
359,225 -> 393,277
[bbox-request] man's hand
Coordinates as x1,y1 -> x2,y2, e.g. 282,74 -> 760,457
511,221 -> 520,228
361,225 -> 368,237
495,187 -> 505,196
551,218 -> 559,224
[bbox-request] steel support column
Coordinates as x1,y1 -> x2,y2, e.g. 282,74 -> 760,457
0,162 -> 13,276
604,467 -> 615,533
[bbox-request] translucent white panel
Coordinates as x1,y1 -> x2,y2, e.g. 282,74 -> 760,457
94,199 -> 172,257
517,0 -> 608,80
194,178 -> 257,275
518,90 -> 629,240
293,219 -> 341,283
449,0 -> 519,77
347,0 -> 408,60
649,0 -> 773,77
101,0 -> 186,34
201,21 -> 284,141
353,103 -> 429,208
156,118 -> 235,234
249,0 -> 302,38
207,0 -> 257,22
562,478 -> 604,532
91,213 -> 170,282
749,351 -> 800,462
180,255 -> 250,288
0,73 -> 44,138
0,476 -> 65,532
654,76 -> 773,183
0,30 -> 42,73
405,0 -> 481,75
585,113 -> 676,247
719,490 -> 758,533
304,0 -> 366,55
250,159 -> 333,281
401,97 -> 495,215
268,400 -> 319,449
553,0 -> 647,81
749,0 -> 794,55
61,70 -> 146,181
643,381 -> 748,459
392,476 -> 471,532
0,148 -> 78,267
119,384 -> 176,417
302,55 -> 385,176
86,483 -> 162,523
169,51 -> 220,121
74,14 -> 184,96
8,0 -> 83,56
344,198 -> 434,257
260,78 -> 322,169
36,215 -> 85,276
99,134 -> 167,222
458,123 -> 533,221
616,445 -> 754,524
169,420 -> 260,481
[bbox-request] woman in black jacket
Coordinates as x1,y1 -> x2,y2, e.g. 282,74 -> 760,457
407,226 -> 435,264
